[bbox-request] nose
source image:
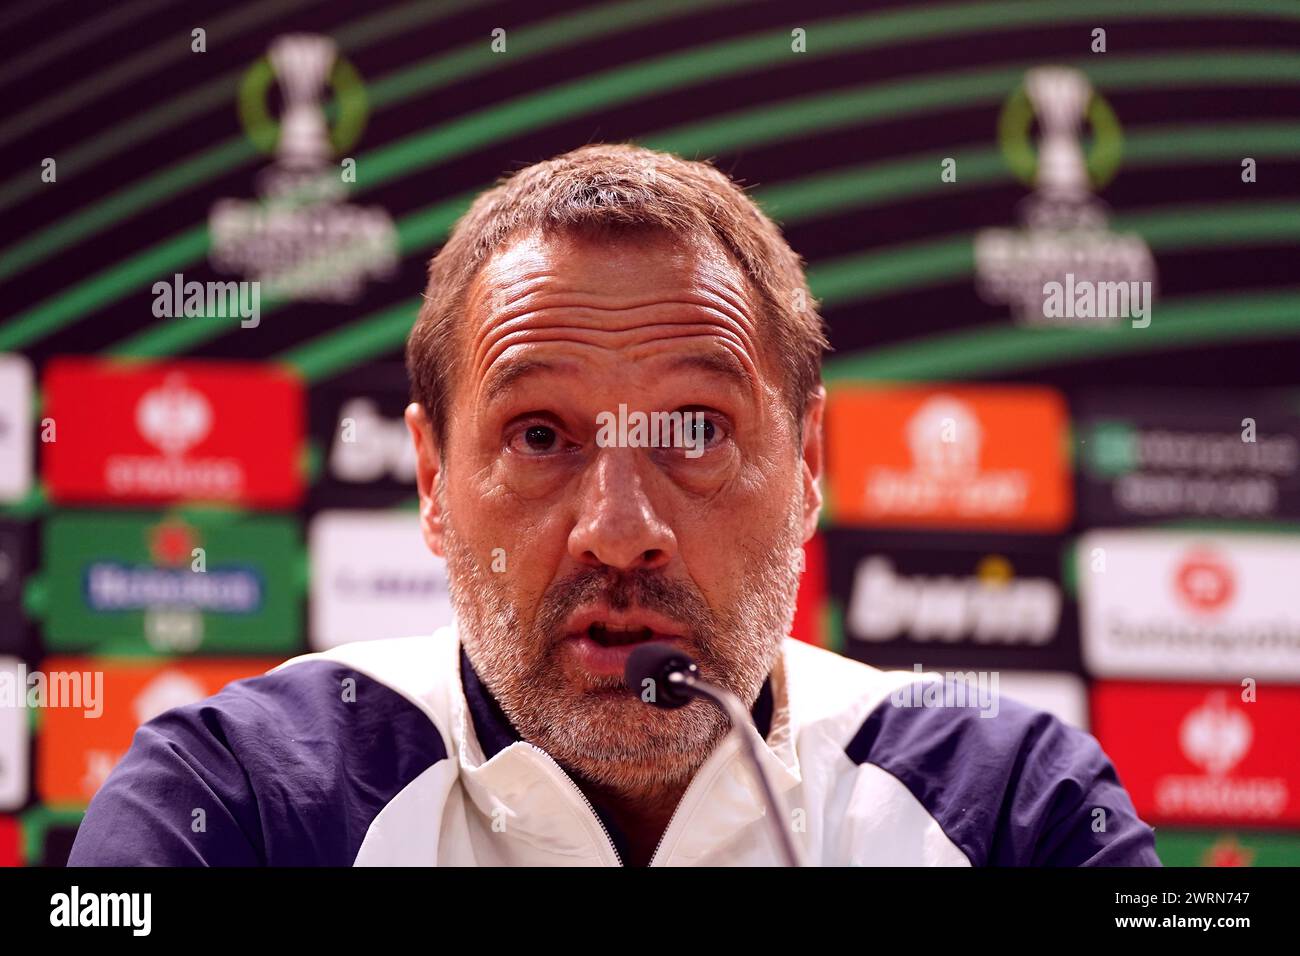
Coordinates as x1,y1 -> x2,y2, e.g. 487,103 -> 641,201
568,448 -> 676,572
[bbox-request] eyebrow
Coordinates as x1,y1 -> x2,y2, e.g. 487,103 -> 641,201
480,351 -> 754,405
481,358 -> 577,404
661,352 -> 755,390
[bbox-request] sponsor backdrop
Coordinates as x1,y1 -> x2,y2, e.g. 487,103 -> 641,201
1,0 -> 1298,866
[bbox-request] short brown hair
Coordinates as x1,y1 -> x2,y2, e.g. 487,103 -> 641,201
406,143 -> 828,453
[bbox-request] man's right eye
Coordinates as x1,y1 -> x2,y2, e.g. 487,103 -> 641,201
508,424 -> 563,455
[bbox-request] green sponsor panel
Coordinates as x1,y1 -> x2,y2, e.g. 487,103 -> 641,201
43,511 -> 302,655
1156,829 -> 1300,867
20,805 -> 86,866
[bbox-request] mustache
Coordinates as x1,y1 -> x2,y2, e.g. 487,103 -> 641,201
535,567 -> 716,642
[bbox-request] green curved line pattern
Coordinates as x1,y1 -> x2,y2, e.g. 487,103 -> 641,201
0,0 -> 501,215
5,0 -> 1290,218
30,169 -> 1300,370
9,51 -> 1293,285
0,0 -> 320,150
265,201 -> 1300,384
5,47 -> 1295,356
821,288 -> 1300,382
807,202 -> 1300,307
754,123 -> 1300,225
645,52 -> 1299,158
106,146 -> 1300,364
282,300 -> 423,382
0,0 -> 171,90
0,0 -> 749,277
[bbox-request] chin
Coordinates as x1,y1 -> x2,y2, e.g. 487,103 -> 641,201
540,693 -> 725,781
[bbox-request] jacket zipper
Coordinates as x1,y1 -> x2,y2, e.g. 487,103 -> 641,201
528,744 -> 624,866
647,733 -> 740,867
646,793 -> 688,867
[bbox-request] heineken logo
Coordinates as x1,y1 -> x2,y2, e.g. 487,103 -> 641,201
84,563 -> 263,614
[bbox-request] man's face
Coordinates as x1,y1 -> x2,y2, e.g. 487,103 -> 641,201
407,228 -> 824,795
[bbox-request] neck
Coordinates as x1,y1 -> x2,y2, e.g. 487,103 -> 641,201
575,773 -> 689,867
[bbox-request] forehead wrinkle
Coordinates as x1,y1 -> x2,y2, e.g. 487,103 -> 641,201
484,288 -> 755,332
464,234 -> 769,403
471,321 -> 756,393
467,279 -> 755,361
479,302 -> 756,351
473,246 -> 756,329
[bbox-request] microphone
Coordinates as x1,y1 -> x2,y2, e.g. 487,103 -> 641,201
625,643 -> 805,867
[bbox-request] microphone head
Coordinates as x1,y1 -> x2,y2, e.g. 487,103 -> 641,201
624,642 -> 698,709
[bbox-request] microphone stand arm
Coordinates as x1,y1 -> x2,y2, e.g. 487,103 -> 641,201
668,671 -> 806,867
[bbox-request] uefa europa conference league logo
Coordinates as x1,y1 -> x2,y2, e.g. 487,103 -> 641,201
975,67 -> 1157,328
209,34 -> 397,303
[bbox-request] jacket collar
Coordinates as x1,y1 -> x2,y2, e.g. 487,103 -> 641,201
450,633 -> 802,865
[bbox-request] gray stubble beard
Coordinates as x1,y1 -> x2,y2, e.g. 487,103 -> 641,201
441,484 -> 805,798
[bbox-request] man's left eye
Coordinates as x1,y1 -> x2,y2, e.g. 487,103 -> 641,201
682,414 -> 727,453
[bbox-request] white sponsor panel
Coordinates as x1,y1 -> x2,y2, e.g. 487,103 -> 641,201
1078,531 -> 1300,680
309,511 -> 452,650
0,355 -> 33,504
847,555 -> 1061,646
992,671 -> 1088,729
0,656 -> 29,809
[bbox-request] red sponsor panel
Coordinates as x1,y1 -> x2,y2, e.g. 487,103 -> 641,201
0,815 -> 18,866
43,358 -> 304,508
1092,682 -> 1300,827
790,533 -> 827,647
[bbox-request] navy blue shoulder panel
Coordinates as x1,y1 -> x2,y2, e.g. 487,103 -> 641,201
845,683 -> 1161,867
68,660 -> 448,866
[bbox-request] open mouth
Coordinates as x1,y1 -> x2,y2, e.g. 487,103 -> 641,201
561,607 -> 686,676
585,623 -> 656,647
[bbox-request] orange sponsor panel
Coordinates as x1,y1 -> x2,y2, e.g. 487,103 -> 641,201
826,384 -> 1072,531
37,657 -> 280,806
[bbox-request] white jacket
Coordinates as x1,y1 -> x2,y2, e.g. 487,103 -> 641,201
69,625 -> 1159,866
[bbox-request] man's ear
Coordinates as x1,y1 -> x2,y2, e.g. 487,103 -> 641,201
800,385 -> 826,542
405,402 -> 445,557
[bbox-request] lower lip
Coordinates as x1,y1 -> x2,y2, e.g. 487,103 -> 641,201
563,633 -> 678,678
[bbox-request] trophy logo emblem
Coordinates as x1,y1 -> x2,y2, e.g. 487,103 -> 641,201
209,34 -> 397,305
1023,67 -> 1096,225
268,34 -> 337,171
975,67 -> 1157,327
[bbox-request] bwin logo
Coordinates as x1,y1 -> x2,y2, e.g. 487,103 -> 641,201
50,886 -> 151,936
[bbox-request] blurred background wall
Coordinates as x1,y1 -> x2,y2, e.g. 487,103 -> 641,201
1,0 -> 1298,866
